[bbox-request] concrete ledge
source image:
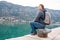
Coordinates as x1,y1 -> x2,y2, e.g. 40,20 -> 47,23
6,27 -> 60,40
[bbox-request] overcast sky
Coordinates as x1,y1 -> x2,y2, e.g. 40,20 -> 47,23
0,0 -> 60,10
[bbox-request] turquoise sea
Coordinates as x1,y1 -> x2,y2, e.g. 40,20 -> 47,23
0,23 -> 60,40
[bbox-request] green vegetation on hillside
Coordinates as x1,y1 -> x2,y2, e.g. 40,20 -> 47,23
0,1 -> 60,24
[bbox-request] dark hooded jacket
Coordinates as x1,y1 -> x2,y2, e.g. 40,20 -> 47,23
34,9 -> 46,23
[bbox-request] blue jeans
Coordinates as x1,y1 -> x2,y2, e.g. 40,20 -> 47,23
30,21 -> 45,33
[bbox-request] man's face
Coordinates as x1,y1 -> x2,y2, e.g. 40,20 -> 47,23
38,5 -> 43,10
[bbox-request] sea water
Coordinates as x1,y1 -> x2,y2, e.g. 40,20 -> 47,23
0,23 -> 60,40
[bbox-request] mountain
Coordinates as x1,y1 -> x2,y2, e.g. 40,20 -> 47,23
0,1 -> 60,24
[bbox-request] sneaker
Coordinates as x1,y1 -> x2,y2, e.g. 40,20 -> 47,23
31,33 -> 37,35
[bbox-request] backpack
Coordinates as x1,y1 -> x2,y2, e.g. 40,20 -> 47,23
44,12 -> 51,25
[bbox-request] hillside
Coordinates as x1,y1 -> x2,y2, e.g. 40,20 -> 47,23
0,1 -> 60,24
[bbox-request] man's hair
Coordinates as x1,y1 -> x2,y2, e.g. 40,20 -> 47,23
39,4 -> 44,9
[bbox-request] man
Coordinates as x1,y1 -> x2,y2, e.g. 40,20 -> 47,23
30,4 -> 51,35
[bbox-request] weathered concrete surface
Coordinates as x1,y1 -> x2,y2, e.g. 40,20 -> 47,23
6,27 -> 60,40
48,27 -> 60,40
